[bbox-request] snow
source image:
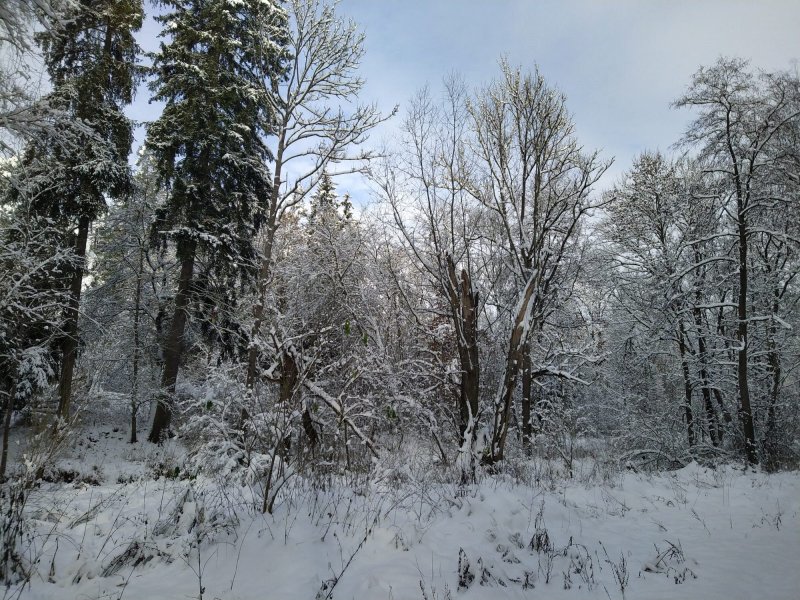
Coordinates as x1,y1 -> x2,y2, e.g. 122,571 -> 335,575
6,428 -> 800,600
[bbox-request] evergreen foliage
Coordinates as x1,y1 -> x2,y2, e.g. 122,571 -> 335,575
146,0 -> 287,270
144,0 -> 289,441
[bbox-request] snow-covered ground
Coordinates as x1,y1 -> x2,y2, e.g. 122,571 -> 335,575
7,426 -> 800,600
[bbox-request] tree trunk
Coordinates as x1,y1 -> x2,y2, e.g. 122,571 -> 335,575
711,294 -> 733,440
677,322 -> 695,450
148,242 -> 196,443
736,206 -> 757,464
0,379 -> 15,481
723,107 -> 758,465
712,387 -> 732,437
486,273 -> 538,464
521,348 -> 533,455
130,245 -> 145,444
246,134 -> 285,391
301,404 -> 318,450
278,347 -> 319,449
445,256 -> 479,446
245,212 -> 277,388
278,348 -> 298,404
692,312 -> 719,446
764,294 -> 782,469
691,247 -> 719,447
56,214 -> 91,420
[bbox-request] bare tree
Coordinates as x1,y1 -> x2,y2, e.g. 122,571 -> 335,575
374,77 -> 482,477
467,61 -> 610,464
675,57 -> 800,464
246,0 -> 392,390
600,153 -> 732,457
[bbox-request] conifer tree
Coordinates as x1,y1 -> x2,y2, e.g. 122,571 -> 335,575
23,0 -> 143,419
145,0 -> 288,442
307,171 -> 339,227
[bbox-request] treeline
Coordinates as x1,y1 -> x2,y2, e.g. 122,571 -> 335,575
1,0 -> 798,487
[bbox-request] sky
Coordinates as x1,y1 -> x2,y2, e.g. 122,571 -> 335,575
129,0 -> 800,197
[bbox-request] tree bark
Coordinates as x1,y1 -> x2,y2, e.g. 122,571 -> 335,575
278,350 -> 297,404
0,379 -> 15,481
486,273 -> 538,464
521,348 -> 533,455
130,244 -> 145,444
764,294 -> 782,469
148,241 -> 196,443
691,246 -> 719,447
445,256 -> 479,445
677,322 -> 695,450
722,101 -> 758,465
736,201 -> 757,464
693,309 -> 719,447
56,214 -> 91,420
712,295 -> 733,439
246,132 -> 285,391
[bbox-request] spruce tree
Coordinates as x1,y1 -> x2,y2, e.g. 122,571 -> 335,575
24,0 -> 143,419
145,0 -> 288,442
307,171 -> 339,227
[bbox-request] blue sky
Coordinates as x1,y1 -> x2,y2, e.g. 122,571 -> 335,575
128,0 -> 800,195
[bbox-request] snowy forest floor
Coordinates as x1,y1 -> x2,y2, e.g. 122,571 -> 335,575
5,422 -> 800,600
